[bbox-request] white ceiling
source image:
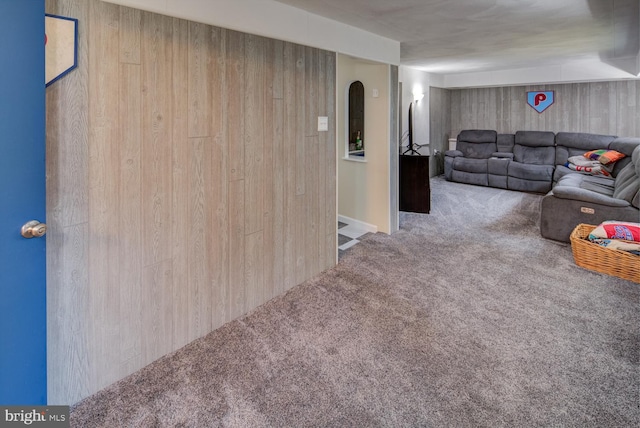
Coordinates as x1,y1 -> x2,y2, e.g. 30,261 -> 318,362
273,0 -> 640,75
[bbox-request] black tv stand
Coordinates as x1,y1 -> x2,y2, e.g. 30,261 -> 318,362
399,155 -> 430,214
402,144 -> 421,156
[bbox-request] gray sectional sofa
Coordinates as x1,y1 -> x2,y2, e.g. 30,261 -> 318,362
445,130 -> 640,242
541,135 -> 640,242
445,129 -> 558,193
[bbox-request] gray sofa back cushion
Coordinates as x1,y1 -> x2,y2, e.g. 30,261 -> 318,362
609,138 -> 640,177
496,134 -> 515,153
609,137 -> 640,156
456,130 -> 497,159
513,131 -> 555,165
554,132 -> 617,166
612,145 -> 640,208
513,145 -> 556,165
515,131 -> 555,147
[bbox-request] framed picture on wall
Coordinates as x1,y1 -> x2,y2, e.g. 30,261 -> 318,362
527,91 -> 554,113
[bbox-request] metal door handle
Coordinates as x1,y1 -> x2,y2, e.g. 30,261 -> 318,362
21,220 -> 47,238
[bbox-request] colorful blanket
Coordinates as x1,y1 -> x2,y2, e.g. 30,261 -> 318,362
564,149 -> 626,177
583,149 -> 625,165
588,221 -> 640,253
565,155 -> 613,176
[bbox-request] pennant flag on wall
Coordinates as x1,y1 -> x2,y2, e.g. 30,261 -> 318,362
45,14 -> 78,87
527,91 -> 554,113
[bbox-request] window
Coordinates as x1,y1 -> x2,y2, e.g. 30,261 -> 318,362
347,81 -> 365,158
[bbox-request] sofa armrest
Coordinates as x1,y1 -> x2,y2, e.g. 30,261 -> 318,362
552,185 -> 631,207
491,152 -> 514,159
445,150 -> 464,158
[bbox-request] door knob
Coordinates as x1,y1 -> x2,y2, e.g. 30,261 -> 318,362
21,220 -> 47,238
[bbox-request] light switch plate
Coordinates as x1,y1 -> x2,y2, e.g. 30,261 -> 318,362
318,116 -> 328,131
372,88 -> 379,98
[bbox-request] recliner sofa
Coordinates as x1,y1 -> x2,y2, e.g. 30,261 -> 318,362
446,130 -> 558,193
444,129 -> 497,187
540,136 -> 640,242
445,130 -> 640,242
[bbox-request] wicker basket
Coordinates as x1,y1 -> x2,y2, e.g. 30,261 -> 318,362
570,224 -> 640,283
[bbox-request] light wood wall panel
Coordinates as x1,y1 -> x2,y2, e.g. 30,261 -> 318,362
450,81 -> 640,138
87,0 -> 122,392
45,0 -> 337,405
118,63 -> 142,376
389,65 -> 399,232
170,17 -> 190,350
429,87 -> 452,177
45,0 -> 91,404
141,11 -> 173,268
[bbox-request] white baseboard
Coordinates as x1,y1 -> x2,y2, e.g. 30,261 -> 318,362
338,215 -> 378,234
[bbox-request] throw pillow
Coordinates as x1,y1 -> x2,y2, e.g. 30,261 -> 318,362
583,149 -> 625,165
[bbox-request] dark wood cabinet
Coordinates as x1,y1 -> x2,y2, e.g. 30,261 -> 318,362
400,155 -> 430,214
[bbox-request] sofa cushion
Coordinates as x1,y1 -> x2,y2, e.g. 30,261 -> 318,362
609,137 -> 640,157
456,130 -> 497,159
557,173 -> 615,196
612,146 -> 640,208
553,174 -> 630,207
488,157 -> 509,175
456,141 -> 496,159
458,129 -> 497,144
508,176 -> 552,193
553,164 -> 574,182
514,131 -> 555,147
492,152 -> 514,159
512,131 -> 555,165
513,145 -> 556,165
554,132 -> 617,166
496,134 -> 514,153
508,162 -> 554,181
609,138 -> 640,177
555,132 -> 617,149
453,157 -> 489,174
445,150 -> 464,158
451,170 -> 488,187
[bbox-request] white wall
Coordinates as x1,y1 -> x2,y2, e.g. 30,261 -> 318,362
105,0 -> 638,88
398,67 -> 443,155
442,58 -> 639,89
337,55 -> 391,234
103,0 -> 400,66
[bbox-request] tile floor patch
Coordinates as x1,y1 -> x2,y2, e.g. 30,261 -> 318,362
338,225 -> 370,240
337,219 -> 372,257
339,239 -> 359,251
338,234 -> 352,246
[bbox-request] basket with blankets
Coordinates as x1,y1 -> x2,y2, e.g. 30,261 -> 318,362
570,221 -> 640,283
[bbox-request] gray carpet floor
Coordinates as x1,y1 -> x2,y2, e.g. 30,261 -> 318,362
71,177 -> 639,427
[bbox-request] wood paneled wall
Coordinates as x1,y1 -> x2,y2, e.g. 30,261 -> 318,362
389,65 -> 399,232
429,87 -> 451,177
45,0 -> 336,404
450,81 -> 640,137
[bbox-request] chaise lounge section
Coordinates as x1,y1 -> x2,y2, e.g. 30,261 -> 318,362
445,130 -> 640,242
540,137 -> 640,242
